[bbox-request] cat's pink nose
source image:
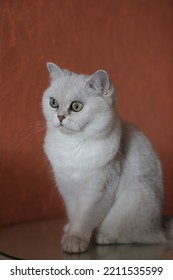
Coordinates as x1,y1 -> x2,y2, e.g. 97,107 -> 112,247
58,115 -> 65,122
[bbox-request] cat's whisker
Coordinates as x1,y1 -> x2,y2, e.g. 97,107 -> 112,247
16,121 -> 47,147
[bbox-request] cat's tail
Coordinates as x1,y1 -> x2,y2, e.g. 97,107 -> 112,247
164,216 -> 173,240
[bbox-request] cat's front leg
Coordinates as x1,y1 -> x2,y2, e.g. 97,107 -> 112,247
61,187 -> 114,253
61,217 -> 91,253
62,223 -> 89,253
61,214 -> 92,253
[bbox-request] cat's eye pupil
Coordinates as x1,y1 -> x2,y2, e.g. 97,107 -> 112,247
71,101 -> 83,112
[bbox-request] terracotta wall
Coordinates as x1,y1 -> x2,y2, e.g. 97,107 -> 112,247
0,0 -> 173,227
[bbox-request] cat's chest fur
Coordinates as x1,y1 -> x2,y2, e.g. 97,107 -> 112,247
44,129 -> 117,187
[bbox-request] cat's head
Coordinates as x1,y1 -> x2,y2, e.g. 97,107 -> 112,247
42,62 -> 117,136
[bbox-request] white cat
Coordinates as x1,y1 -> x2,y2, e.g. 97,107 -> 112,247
42,62 -> 172,253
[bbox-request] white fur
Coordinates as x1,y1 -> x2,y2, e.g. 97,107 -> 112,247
42,63 -> 170,253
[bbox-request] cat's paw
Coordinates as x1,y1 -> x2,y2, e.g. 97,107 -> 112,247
62,236 -> 89,253
95,233 -> 114,245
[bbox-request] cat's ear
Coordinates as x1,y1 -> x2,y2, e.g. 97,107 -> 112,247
87,70 -> 111,96
46,62 -> 63,79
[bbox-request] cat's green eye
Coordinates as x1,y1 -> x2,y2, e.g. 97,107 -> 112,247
49,97 -> 59,108
70,101 -> 83,112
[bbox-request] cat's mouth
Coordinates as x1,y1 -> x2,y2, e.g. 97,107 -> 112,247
58,125 -> 76,135
56,120 -> 80,134
57,123 -> 66,130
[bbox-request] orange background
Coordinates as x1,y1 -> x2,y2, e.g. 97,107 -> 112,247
0,0 -> 173,227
